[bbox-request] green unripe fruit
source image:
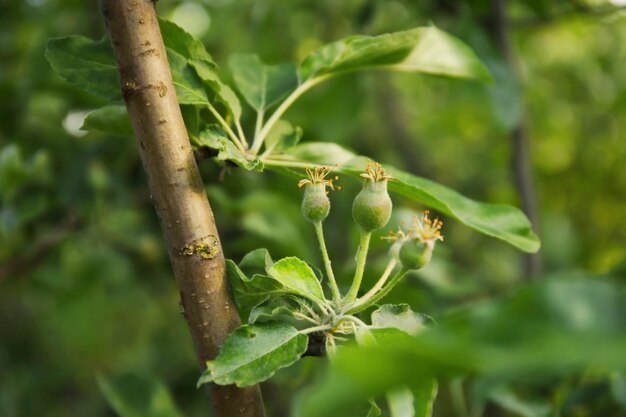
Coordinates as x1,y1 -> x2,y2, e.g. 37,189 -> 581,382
399,239 -> 432,270
301,183 -> 330,223
352,180 -> 392,232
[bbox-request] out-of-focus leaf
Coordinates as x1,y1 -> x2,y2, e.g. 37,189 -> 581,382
612,372 -> 626,409
296,278 -> 626,417
299,26 -> 491,82
268,142 -> 540,252
488,386 -> 551,417
388,387 -> 414,417
386,379 -> 437,417
413,379 -> 438,417
368,400 -> 382,417
45,36 -> 121,101
81,105 -> 133,137
264,120 -> 302,154
0,145 -> 26,201
197,322 -> 308,387
97,374 -> 185,417
228,53 -> 298,112
371,304 -> 426,336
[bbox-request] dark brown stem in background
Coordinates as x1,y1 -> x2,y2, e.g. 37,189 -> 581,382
0,216 -> 80,283
99,1 -> 265,416
490,0 -> 542,278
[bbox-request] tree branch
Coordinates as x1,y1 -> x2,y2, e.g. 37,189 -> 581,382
98,1 -> 265,416
490,0 -> 542,278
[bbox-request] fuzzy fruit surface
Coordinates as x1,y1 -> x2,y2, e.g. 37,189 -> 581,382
352,180 -> 392,231
399,239 -> 432,270
302,183 -> 330,223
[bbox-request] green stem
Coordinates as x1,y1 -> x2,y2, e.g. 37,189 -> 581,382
301,324 -> 333,335
206,103 -> 246,153
254,109 -> 264,138
250,76 -> 327,155
235,118 -> 248,150
346,267 -> 409,314
314,221 -> 341,303
343,231 -> 372,305
263,159 -> 325,169
350,257 -> 398,310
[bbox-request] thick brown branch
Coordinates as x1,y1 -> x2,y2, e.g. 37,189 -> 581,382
98,1 -> 265,416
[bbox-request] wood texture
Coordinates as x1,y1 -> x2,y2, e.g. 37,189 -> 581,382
99,1 -> 266,415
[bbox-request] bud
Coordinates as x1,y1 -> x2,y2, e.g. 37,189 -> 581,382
399,239 -> 432,270
352,161 -> 392,232
302,183 -> 330,223
382,210 -> 444,270
298,166 -> 340,223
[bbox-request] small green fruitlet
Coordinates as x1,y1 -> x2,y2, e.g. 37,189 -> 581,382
298,166 -> 340,223
399,239 -> 431,270
383,210 -> 444,270
352,161 -> 393,232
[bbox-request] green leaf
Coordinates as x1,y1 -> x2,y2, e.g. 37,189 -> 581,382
368,400 -> 382,417
239,248 -> 275,274
248,295 -> 304,325
372,304 -> 426,336
228,54 -> 298,112
196,129 -> 260,170
225,259 -> 283,320
268,257 -> 326,304
413,379 -> 438,417
167,49 -> 208,106
264,120 -> 302,154
270,142 -> 540,253
296,277 -> 626,417
158,18 -> 216,69
387,387 -> 415,417
97,374 -> 185,417
46,36 -> 121,101
45,19 -> 221,106
299,26 -> 491,83
81,105 -> 133,138
488,386 -> 551,417
198,322 -> 308,387
189,60 -> 242,121
226,250 -> 322,322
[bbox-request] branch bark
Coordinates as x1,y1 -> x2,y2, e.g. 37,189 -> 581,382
490,0 -> 542,278
98,1 -> 265,416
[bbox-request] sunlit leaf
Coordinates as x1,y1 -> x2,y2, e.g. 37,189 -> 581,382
299,26 -> 491,82
268,257 -> 326,304
81,105 -> 133,137
46,36 -> 120,101
268,142 -> 540,252
228,53 -> 298,112
198,322 -> 308,387
371,304 -> 426,336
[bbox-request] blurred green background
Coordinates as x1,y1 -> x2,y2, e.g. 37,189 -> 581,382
1,0 -> 625,416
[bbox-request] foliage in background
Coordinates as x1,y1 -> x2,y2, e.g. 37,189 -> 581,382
2,0 -> 626,416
